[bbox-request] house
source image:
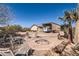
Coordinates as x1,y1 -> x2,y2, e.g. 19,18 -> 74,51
31,24 -> 43,32
31,22 -> 61,33
42,22 -> 61,33
30,24 -> 38,32
37,26 -> 43,32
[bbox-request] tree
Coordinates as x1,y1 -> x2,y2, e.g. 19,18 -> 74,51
0,5 -> 13,26
0,5 -> 14,54
59,11 -> 74,43
70,4 -> 79,44
7,25 -> 22,32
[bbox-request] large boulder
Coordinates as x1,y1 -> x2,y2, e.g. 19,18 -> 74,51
53,40 -> 69,54
60,42 -> 79,56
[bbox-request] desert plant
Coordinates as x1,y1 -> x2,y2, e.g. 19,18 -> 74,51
59,11 -> 74,43
70,4 -> 79,44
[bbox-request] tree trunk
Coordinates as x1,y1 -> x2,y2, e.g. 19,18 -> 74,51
68,21 -> 73,43
74,20 -> 79,44
69,27 -> 73,43
9,34 -> 14,54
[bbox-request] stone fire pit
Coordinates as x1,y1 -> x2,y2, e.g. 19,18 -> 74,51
35,39 -> 49,45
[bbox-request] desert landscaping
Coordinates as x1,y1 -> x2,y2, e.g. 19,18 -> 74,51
0,3 -> 79,56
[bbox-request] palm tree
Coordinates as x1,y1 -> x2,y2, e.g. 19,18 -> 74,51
59,11 -> 74,43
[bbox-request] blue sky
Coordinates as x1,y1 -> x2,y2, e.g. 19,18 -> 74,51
4,3 -> 77,28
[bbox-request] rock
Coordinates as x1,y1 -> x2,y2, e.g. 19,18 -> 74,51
72,43 -> 79,51
28,49 -> 35,56
50,50 -> 60,56
71,43 -> 79,55
58,31 -> 65,40
59,31 -> 64,36
53,40 -> 69,54
28,50 -> 59,56
61,43 -> 78,56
